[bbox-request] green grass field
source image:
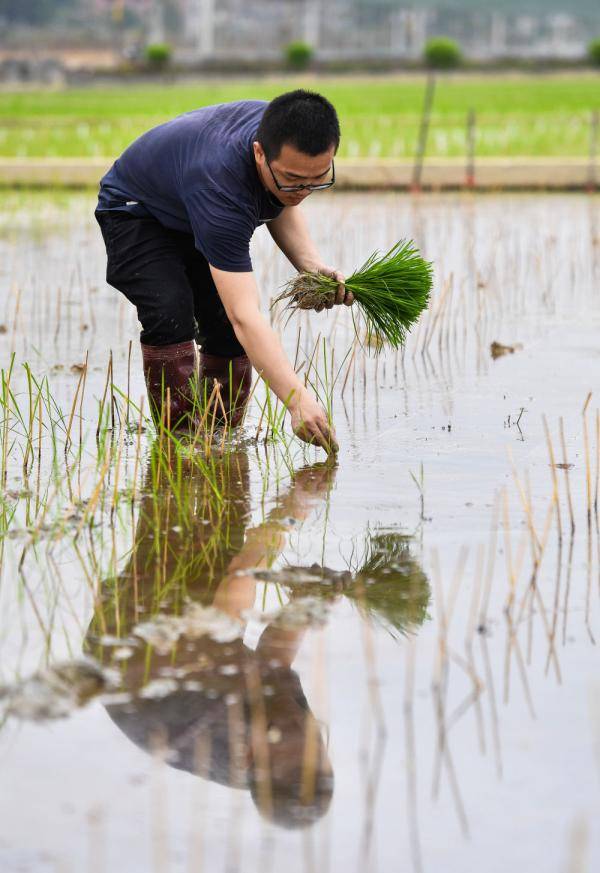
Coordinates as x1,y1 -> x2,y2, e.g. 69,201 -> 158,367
1,74 -> 599,160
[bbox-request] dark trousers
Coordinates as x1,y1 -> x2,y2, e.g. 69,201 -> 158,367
95,209 -> 245,357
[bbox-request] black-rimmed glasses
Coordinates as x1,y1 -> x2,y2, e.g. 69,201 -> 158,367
265,157 -> 335,193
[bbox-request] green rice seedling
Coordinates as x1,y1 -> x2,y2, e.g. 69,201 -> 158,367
272,240 -> 433,350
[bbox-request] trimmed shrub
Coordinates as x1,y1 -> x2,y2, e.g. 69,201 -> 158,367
284,41 -> 313,70
424,37 -> 462,70
589,39 -> 600,66
145,43 -> 172,70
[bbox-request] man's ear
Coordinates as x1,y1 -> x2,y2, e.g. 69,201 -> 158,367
253,141 -> 264,163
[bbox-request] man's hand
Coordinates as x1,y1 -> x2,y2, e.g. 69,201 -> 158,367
310,264 -> 354,313
289,388 -> 339,454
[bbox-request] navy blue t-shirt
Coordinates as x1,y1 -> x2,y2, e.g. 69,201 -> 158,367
96,100 -> 285,272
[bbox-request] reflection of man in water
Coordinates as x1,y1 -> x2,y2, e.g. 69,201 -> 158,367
87,452 -> 337,828
86,449 -> 430,828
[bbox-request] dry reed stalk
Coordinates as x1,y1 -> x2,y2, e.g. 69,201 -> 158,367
583,392 -> 593,526
75,442 -> 112,536
72,538 -> 107,635
16,549 -> 52,649
187,380 -> 219,455
503,605 -> 537,718
253,391 -> 268,443
478,494 -> 499,630
543,414 -> 563,542
502,487 -> 518,612
159,489 -> 171,594
501,490 -> 536,714
585,516 -> 596,645
131,396 -> 145,505
64,362 -> 86,454
465,544 -> 486,754
509,493 -> 561,684
432,547 -> 483,762
508,450 -> 542,559
96,353 -> 112,441
479,499 -> 503,778
237,372 -> 260,429
47,550 -> 85,637
545,524 -> 564,677
559,417 -> 576,534
214,384 -> 230,454
595,409 -> 599,515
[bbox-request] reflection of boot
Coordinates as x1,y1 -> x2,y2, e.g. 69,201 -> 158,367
141,340 -> 199,430
199,351 -> 252,427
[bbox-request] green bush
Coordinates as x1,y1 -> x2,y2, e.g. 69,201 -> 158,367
588,39 -> 600,66
284,41 -> 313,70
144,43 -> 172,70
424,36 -> 462,70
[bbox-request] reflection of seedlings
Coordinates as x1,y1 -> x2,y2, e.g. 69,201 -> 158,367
269,596 -> 330,629
350,530 -> 430,638
0,658 -> 113,721
133,603 -> 243,655
258,529 -> 431,639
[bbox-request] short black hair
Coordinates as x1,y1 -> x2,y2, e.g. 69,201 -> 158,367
256,89 -> 340,161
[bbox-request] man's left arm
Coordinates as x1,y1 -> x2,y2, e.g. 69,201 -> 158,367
267,206 -> 354,310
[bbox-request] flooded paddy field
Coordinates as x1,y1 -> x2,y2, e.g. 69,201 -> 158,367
0,191 -> 599,872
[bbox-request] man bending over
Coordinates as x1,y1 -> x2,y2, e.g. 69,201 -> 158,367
95,89 -> 353,451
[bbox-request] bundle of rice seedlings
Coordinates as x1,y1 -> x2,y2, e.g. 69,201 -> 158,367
272,239 -> 433,349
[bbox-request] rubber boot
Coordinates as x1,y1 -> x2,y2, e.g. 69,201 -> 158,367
198,351 -> 253,428
141,340 -> 199,431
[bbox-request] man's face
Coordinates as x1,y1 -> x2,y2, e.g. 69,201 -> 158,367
253,141 -> 335,207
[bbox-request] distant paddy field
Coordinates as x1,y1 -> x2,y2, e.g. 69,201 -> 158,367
1,73 -> 599,160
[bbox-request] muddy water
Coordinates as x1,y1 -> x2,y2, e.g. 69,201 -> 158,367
1,192 -> 600,872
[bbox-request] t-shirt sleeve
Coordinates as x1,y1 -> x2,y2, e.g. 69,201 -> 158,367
183,187 -> 256,272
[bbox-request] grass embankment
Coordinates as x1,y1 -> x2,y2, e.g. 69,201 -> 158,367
0,74 -> 599,160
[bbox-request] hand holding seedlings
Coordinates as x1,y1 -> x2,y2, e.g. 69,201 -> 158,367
288,387 -> 339,455
294,265 -> 354,312
274,240 -> 433,349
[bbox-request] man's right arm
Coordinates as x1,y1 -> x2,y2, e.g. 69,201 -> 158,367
210,266 -> 338,453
